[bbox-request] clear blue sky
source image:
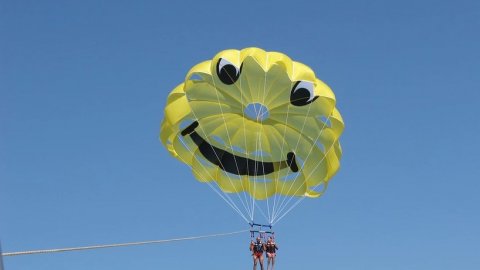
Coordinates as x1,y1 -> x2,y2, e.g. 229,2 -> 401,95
1,0 -> 479,269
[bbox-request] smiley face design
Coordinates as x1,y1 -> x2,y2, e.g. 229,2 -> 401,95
160,48 -> 344,199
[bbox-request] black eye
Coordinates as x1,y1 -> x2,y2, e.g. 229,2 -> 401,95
216,58 -> 240,85
290,81 -> 318,106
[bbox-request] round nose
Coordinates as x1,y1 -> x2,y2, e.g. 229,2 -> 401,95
244,103 -> 269,122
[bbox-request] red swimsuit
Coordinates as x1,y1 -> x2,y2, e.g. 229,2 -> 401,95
252,242 -> 264,258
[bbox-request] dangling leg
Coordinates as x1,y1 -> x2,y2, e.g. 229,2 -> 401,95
271,253 -> 276,270
266,253 -> 272,270
259,254 -> 265,270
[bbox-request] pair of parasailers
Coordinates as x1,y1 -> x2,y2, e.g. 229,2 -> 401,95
249,236 -> 278,270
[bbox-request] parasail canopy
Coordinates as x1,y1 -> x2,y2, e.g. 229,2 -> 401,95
160,48 -> 344,224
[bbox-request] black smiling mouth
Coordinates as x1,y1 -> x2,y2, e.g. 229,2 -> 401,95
181,121 -> 298,176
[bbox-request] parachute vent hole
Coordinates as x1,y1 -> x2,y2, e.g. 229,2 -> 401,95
250,150 -> 270,158
179,119 -> 196,131
281,172 -> 301,181
280,156 -> 304,181
316,141 -> 326,153
296,156 -> 305,167
211,136 -> 226,145
188,73 -> 203,81
222,171 -> 243,180
252,177 -> 272,183
231,145 -> 246,154
313,182 -> 327,192
320,116 -> 332,128
244,103 -> 269,122
198,156 -> 215,167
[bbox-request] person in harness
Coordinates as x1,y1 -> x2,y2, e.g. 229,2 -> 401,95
249,236 -> 266,270
265,236 -> 278,270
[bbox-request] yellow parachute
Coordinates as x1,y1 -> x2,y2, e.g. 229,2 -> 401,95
160,48 -> 344,202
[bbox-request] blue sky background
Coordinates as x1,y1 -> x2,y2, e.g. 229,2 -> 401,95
1,0 -> 479,269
